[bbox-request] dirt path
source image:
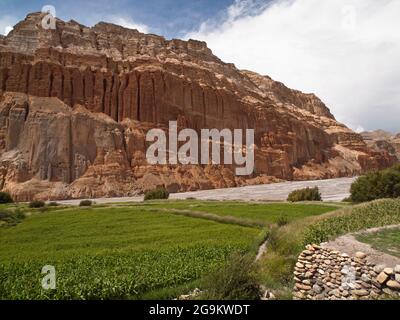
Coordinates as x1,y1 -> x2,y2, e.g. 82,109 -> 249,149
322,225 -> 400,267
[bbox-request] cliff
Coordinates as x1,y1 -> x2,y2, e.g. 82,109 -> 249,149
361,130 -> 400,160
0,13 -> 396,201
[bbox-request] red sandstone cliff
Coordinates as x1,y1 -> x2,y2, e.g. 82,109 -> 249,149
0,13 -> 396,201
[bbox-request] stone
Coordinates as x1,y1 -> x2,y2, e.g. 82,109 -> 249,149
373,265 -> 386,274
293,291 -> 305,300
395,274 -> 400,283
351,289 -> 369,297
384,268 -> 394,275
329,289 -> 341,298
371,279 -> 382,289
262,290 -> 277,300
313,284 -> 323,294
361,274 -> 371,283
383,288 -> 395,296
296,283 -> 312,291
0,13 -> 396,201
395,265 -> 400,273
386,280 -> 400,290
377,272 -> 390,284
355,252 -> 367,259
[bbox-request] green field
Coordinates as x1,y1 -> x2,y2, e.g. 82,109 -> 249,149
132,200 -> 338,225
0,201 -> 339,300
356,227 -> 400,258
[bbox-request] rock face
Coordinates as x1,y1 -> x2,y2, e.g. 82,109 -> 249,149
0,12 -> 397,201
361,130 -> 400,160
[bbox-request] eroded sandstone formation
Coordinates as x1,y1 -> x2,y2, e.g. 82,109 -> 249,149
361,130 -> 400,161
0,12 -> 396,201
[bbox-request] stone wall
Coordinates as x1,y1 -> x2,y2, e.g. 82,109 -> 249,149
293,245 -> 400,300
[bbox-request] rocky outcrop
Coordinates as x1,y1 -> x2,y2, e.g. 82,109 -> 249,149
293,245 -> 400,300
361,130 -> 400,160
0,13 -> 396,201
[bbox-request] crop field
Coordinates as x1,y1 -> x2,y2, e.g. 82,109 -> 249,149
304,199 -> 400,245
133,200 -> 339,225
0,206 -> 260,300
0,200 -> 340,300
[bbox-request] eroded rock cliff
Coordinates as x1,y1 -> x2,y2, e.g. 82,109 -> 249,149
0,13 -> 396,200
361,130 -> 400,161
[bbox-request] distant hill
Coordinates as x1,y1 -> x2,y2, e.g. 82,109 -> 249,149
361,130 -> 400,160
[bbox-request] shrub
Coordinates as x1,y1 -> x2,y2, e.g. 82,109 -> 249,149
29,200 -> 45,208
144,187 -> 170,201
79,200 -> 93,207
0,192 -> 13,204
48,202 -> 59,207
350,164 -> 400,203
276,215 -> 289,227
287,187 -> 322,202
200,253 -> 261,300
0,209 -> 25,227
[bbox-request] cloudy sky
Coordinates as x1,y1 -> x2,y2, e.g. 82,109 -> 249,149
1,0 -> 399,133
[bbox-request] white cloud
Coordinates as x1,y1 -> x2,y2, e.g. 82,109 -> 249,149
4,25 -> 13,35
187,0 -> 400,133
107,17 -> 150,34
0,15 -> 17,35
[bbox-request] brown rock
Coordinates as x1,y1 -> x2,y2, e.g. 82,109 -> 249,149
0,13 -> 396,201
386,280 -> 400,290
377,272 -> 390,285
351,289 -> 369,297
355,252 -> 367,259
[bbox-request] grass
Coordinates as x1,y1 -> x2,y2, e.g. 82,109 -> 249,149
134,200 -> 338,225
0,206 -> 259,300
356,227 -> 400,258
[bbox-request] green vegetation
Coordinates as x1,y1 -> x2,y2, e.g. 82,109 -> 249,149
79,200 -> 93,207
304,199 -> 400,245
140,200 -> 337,225
0,199 -> 339,300
356,227 -> 400,258
0,206 -> 259,299
0,209 -> 25,227
350,164 -> 400,203
29,200 -> 45,208
48,202 -> 59,207
0,192 -> 13,204
200,253 -> 261,300
287,187 -> 322,202
144,187 -> 170,201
